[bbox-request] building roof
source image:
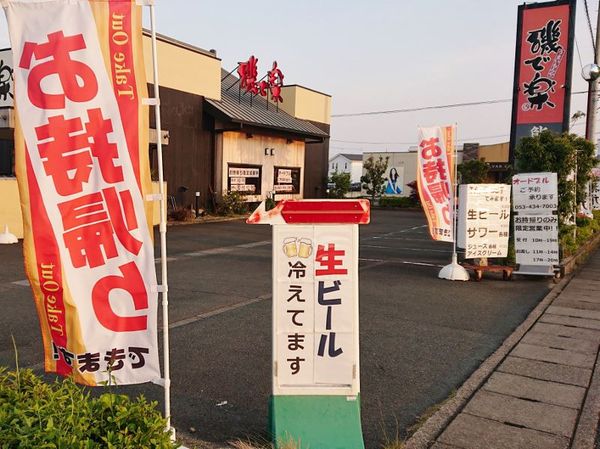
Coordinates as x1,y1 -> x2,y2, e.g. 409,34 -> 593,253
337,153 -> 363,161
142,29 -> 220,60
204,70 -> 329,140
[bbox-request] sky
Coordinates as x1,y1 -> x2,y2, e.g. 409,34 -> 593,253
0,0 -> 598,156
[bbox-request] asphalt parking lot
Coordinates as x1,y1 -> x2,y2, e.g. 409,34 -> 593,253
0,209 -> 553,448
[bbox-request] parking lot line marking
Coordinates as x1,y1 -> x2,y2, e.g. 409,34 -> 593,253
182,240 -> 270,258
360,258 -> 444,268
398,261 -> 444,268
22,361 -> 45,371
361,244 -> 454,254
370,237 -> 439,242
154,256 -> 178,264
370,224 -> 428,239
169,294 -> 271,329
168,253 -> 423,330
12,280 -> 30,287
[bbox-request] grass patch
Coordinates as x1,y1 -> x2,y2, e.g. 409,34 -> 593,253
228,435 -> 299,449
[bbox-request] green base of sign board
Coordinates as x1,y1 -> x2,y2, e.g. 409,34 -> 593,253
269,395 -> 365,449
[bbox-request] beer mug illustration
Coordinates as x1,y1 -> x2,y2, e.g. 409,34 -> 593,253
283,237 -> 298,258
298,238 -> 313,258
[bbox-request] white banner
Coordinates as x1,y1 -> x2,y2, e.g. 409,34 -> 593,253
592,168 -> 600,211
273,224 -> 358,395
5,0 -> 159,385
514,215 -> 559,265
457,184 -> 511,258
512,172 -> 558,213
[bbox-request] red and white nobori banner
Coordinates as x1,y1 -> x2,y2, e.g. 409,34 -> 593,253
416,126 -> 454,243
3,0 -> 158,386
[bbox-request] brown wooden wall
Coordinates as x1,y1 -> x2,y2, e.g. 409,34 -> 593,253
148,84 -> 330,207
148,84 -> 214,209
303,121 -> 330,198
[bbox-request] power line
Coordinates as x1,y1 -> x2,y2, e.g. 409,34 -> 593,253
584,0 -> 596,53
575,35 -> 585,72
330,127 -> 599,151
331,90 -> 588,118
331,133 -> 510,145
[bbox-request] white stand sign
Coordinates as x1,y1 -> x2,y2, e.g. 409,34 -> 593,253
512,172 -> 559,275
457,184 -> 511,258
248,199 -> 369,397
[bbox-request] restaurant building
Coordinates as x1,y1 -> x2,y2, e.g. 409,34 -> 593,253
0,32 -> 331,237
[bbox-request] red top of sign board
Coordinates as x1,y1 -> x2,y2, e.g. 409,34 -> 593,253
247,199 -> 371,225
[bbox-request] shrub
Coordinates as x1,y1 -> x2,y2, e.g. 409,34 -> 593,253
457,159 -> 490,184
406,180 -> 420,206
0,367 -> 178,449
328,171 -> 351,199
218,191 -> 248,215
515,130 -> 597,256
560,211 -> 600,258
168,206 -> 192,221
379,196 -> 417,208
361,156 -> 389,202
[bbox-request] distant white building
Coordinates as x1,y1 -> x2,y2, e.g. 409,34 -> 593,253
328,153 -> 363,183
362,149 -> 465,197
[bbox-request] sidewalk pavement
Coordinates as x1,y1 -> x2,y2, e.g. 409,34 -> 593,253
407,249 -> 600,449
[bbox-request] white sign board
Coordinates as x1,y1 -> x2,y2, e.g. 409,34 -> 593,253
0,49 -> 14,108
277,169 -> 293,184
229,167 -> 260,178
592,168 -> 600,211
273,224 -> 359,396
512,172 -> 558,213
514,215 -> 560,265
457,184 -> 511,258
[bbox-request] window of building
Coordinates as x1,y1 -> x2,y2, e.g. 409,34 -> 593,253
0,139 -> 15,176
274,166 -> 301,194
345,162 -> 348,170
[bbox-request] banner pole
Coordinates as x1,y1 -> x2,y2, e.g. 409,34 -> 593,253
452,122 -> 459,259
149,2 -> 173,438
438,123 -> 469,280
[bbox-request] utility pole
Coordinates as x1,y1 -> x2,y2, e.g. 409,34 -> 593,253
585,1 -> 600,142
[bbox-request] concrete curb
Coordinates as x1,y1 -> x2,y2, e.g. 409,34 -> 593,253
404,273 -> 574,449
166,214 -> 249,227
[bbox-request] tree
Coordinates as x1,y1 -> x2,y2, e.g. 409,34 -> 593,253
328,171 -> 351,199
361,156 -> 389,202
406,180 -> 420,206
458,159 -> 490,184
515,130 -> 597,252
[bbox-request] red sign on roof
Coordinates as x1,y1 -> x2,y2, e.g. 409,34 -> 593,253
237,56 -> 285,103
